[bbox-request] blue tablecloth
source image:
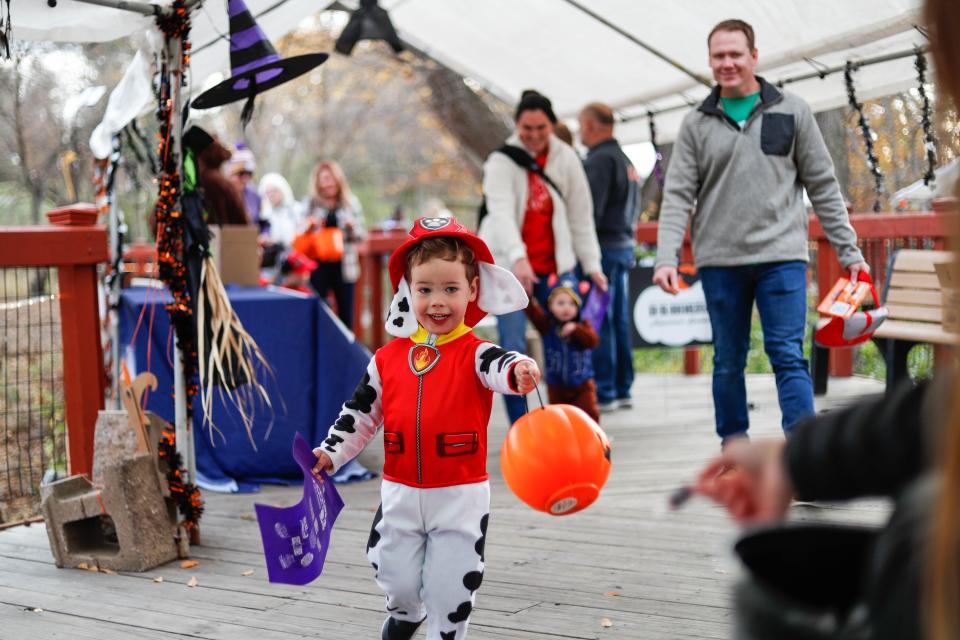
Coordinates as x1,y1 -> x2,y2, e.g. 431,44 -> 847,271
118,286 -> 370,490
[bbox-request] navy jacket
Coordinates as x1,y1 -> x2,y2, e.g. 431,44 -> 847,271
584,138 -> 638,250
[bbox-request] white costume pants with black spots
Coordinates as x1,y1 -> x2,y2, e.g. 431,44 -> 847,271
367,479 -> 490,640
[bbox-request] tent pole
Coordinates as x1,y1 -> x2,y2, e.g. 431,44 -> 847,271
67,0 -> 157,15
67,0 -> 203,17
559,0 -> 712,89
164,28 -> 197,487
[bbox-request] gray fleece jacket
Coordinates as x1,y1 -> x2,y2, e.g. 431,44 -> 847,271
655,78 -> 863,269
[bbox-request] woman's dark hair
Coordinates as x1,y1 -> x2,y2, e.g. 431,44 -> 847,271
515,89 -> 557,124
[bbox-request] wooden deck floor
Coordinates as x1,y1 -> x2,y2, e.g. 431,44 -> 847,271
0,374 -> 890,639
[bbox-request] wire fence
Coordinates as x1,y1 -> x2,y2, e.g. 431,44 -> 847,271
0,267 -> 66,524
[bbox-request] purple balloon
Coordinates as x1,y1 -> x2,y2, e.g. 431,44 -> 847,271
254,432 -> 344,585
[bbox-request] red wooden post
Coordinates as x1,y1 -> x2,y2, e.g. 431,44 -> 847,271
352,255 -> 366,343
371,253 -> 385,349
3,205 -> 108,477
355,228 -> 408,351
51,207 -> 107,478
679,241 -> 701,375
635,221 -> 701,374
815,238 -> 853,376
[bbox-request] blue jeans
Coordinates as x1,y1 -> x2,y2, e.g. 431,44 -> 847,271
699,261 -> 814,441
497,276 -> 553,425
592,247 -> 635,404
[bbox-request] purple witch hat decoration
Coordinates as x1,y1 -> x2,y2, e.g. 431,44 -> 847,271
191,0 -> 328,126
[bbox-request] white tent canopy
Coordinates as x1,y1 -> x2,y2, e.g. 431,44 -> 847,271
12,0 -> 929,143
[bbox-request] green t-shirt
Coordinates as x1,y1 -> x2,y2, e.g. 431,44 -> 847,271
720,92 -> 761,125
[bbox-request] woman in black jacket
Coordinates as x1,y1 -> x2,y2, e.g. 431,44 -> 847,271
697,380 -> 943,638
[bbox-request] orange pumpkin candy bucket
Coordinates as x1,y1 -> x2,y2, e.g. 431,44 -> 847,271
500,404 -> 612,516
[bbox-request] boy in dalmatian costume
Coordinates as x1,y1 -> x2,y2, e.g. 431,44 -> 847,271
312,216 -> 540,640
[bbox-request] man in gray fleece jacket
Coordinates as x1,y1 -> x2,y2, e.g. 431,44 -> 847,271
654,19 -> 868,445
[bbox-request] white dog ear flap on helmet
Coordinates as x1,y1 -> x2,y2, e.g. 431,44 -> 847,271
477,261 -> 529,315
384,277 -> 418,338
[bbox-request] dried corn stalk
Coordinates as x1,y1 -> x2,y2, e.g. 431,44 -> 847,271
198,256 -> 274,448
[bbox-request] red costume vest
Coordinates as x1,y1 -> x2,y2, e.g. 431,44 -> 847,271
376,331 -> 493,488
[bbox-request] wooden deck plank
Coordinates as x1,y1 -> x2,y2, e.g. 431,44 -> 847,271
0,374 -> 889,638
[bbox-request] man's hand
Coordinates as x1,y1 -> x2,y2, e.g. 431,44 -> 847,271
512,258 -> 539,295
653,265 -> 680,294
311,449 -> 333,479
588,271 -> 608,292
512,360 -> 541,395
848,261 -> 870,283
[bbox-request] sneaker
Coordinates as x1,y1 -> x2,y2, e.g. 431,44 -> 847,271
598,400 -> 618,414
617,397 -> 633,410
382,617 -> 423,640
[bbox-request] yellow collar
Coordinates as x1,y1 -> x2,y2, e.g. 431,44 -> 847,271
410,322 -> 471,346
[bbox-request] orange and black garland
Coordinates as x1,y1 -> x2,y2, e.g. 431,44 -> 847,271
158,428 -> 204,531
153,0 -> 199,420
153,1 -> 202,531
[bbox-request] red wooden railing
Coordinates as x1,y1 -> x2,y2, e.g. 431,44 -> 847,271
112,206 -> 957,381
1,205 -> 108,477
637,201 -> 957,377
811,205 -> 955,375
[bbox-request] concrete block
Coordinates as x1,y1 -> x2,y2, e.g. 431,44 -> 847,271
92,410 -> 137,484
41,454 -> 179,572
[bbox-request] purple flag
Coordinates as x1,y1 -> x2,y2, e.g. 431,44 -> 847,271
254,432 -> 344,585
581,285 -> 612,332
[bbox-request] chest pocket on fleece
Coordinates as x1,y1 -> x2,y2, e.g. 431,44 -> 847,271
760,113 -> 796,156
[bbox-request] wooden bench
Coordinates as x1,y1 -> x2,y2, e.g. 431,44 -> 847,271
870,249 -> 956,392
812,248 -> 958,395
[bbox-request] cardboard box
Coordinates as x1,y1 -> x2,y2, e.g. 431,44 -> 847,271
209,224 -> 260,287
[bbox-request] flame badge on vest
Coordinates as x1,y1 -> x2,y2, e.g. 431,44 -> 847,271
408,344 -> 441,376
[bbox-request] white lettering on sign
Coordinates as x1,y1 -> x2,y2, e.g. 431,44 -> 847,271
634,281 -> 713,346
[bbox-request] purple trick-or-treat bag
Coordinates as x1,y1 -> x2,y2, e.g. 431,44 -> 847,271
581,285 -> 612,333
254,432 -> 344,585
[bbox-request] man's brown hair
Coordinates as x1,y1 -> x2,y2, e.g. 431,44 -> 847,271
708,19 -> 756,51
581,102 -> 615,127
405,236 -> 478,283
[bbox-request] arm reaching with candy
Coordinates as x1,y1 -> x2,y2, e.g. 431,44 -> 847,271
693,439 -> 794,525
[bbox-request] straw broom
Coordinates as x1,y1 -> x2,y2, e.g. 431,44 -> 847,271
197,256 -> 274,448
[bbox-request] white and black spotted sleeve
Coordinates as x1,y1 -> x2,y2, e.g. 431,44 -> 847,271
320,357 -> 384,473
474,342 -> 534,395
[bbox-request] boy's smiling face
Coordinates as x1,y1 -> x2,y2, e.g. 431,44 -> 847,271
410,257 -> 478,334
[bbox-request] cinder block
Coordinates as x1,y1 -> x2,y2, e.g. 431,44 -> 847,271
41,454 -> 179,572
92,410 -> 137,484
93,408 -> 176,515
